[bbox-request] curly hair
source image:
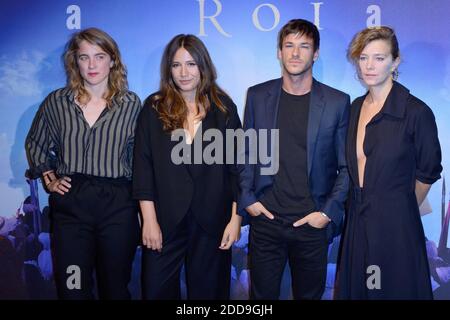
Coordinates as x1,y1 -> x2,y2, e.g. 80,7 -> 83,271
63,27 -> 128,107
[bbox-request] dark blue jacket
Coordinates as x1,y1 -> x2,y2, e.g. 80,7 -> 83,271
238,78 -> 350,242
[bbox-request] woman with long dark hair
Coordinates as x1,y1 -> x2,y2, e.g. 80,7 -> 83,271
133,34 -> 242,299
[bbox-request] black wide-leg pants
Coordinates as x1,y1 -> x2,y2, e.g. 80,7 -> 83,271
50,174 -> 140,300
141,212 -> 231,300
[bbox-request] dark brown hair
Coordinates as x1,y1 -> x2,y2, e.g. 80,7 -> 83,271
278,19 -> 320,51
152,34 -> 228,132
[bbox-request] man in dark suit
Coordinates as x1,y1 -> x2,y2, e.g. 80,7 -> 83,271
238,19 -> 350,300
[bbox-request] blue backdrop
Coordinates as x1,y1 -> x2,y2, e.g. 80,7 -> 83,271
0,0 -> 449,299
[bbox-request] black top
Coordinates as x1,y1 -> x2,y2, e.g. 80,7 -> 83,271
347,81 -> 442,191
25,88 -> 142,179
132,93 -> 242,239
337,81 -> 442,299
261,89 -> 316,215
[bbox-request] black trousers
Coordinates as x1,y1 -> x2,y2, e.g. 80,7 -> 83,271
50,174 -> 140,300
249,213 -> 328,300
142,212 -> 231,300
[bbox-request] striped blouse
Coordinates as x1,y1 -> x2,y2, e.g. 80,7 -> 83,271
26,87 -> 142,179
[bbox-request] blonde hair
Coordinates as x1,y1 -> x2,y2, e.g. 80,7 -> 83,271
63,27 -> 128,107
347,26 -> 400,65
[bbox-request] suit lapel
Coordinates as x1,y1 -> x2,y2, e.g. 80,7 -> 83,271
307,79 -> 325,177
201,106 -> 215,132
265,78 -> 283,129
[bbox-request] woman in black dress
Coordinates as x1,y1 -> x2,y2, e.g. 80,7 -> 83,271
336,26 -> 442,299
133,34 -> 242,299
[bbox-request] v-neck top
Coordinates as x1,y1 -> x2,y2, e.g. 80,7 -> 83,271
347,81 -> 442,195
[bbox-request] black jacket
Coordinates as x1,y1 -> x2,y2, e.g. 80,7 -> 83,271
133,93 -> 242,240
238,78 -> 351,241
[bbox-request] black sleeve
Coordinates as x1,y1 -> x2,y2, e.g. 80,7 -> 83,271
224,97 -> 243,202
132,103 -> 156,201
414,105 -> 442,184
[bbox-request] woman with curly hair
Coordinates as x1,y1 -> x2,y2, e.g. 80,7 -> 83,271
26,28 -> 141,299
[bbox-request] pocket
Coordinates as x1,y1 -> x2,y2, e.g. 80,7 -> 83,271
49,190 -> 71,212
49,192 -> 59,204
251,213 -> 272,226
251,214 -> 263,222
48,192 -> 54,206
305,222 -> 325,231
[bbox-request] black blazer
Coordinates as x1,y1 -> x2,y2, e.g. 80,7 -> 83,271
133,93 -> 242,240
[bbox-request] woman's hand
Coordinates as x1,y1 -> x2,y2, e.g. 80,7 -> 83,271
220,202 -> 242,250
142,218 -> 163,252
140,200 -> 163,252
47,176 -> 72,195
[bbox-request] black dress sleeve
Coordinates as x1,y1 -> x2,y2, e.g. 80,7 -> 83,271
414,104 -> 442,184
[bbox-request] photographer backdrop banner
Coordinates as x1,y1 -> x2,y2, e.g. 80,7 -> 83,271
0,0 -> 449,299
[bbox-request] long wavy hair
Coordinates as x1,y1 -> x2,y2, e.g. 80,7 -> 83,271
63,27 -> 128,107
152,34 -> 228,132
